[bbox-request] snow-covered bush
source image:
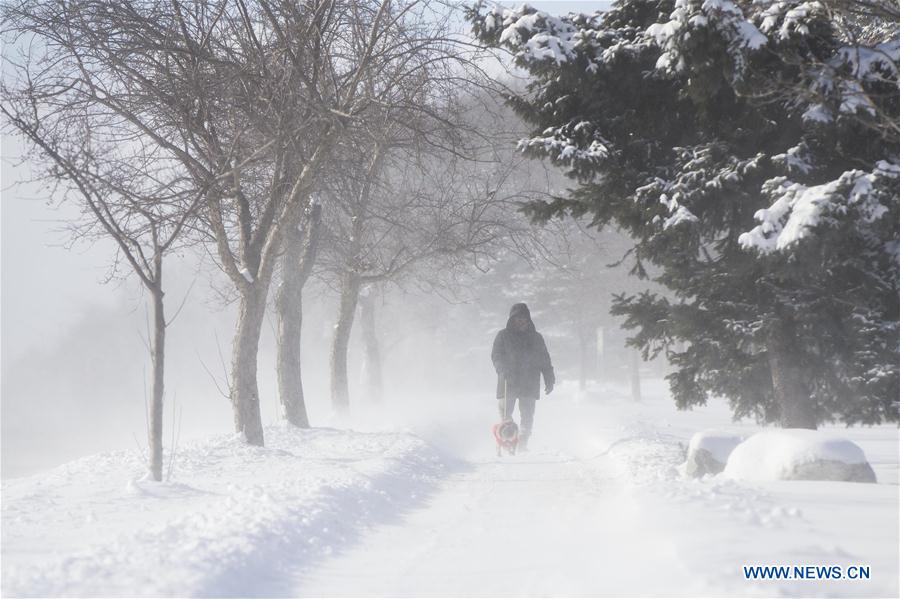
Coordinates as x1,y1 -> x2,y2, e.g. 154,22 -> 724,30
723,429 -> 877,483
681,430 -> 745,477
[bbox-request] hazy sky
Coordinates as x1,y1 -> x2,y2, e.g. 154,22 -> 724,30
2,134 -> 129,362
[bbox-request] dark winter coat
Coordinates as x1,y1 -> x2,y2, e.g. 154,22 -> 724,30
491,303 -> 555,400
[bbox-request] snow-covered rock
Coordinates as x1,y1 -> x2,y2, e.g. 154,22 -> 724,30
681,430 -> 744,477
723,429 -> 877,483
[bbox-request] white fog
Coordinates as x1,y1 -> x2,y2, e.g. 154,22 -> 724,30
2,0 -> 897,597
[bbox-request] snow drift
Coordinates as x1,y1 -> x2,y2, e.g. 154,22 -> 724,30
1,425 -> 444,597
723,429 -> 877,483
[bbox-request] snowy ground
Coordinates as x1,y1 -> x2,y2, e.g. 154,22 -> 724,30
2,380 -> 897,597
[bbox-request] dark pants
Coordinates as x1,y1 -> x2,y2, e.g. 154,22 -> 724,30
498,395 -> 536,438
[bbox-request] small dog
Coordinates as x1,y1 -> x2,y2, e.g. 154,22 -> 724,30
492,419 -> 519,456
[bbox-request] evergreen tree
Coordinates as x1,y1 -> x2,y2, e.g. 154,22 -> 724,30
468,0 -> 899,427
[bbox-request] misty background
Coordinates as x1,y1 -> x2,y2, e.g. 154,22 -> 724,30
1,0 -> 638,478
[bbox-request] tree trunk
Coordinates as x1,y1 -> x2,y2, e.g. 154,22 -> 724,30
768,324 -> 816,429
148,278 -> 165,482
331,273 -> 361,414
359,287 -> 383,404
275,244 -> 309,428
630,348 -> 642,402
577,325 -> 591,392
232,285 -> 268,445
596,326 -> 605,383
275,206 -> 322,428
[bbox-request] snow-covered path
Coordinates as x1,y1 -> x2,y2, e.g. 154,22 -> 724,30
292,389 -> 706,597
297,448 -> 695,596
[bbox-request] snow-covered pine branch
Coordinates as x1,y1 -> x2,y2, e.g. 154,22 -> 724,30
740,160 -> 900,255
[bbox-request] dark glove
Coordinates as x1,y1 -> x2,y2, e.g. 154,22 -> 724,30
545,382 -> 554,395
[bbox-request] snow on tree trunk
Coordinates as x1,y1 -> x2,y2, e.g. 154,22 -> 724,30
231,285 -> 268,445
768,325 -> 816,430
149,274 -> 165,482
359,288 -> 383,404
331,273 -> 361,414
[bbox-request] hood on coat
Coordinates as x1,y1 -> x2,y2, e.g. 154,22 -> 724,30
505,302 -> 536,332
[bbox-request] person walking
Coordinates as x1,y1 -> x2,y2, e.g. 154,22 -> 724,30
491,303 -> 555,451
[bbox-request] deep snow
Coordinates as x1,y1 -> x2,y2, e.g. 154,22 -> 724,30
723,428 -> 874,482
2,427 -> 444,597
2,379 -> 897,597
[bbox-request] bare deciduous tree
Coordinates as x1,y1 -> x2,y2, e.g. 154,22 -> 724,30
273,0 -> 503,418
4,0 -> 472,444
318,125 -> 548,413
0,75 -> 199,480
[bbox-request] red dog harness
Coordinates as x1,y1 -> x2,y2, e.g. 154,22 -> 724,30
493,419 -> 519,456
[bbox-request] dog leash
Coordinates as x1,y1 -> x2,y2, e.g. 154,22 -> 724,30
503,378 -> 509,421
